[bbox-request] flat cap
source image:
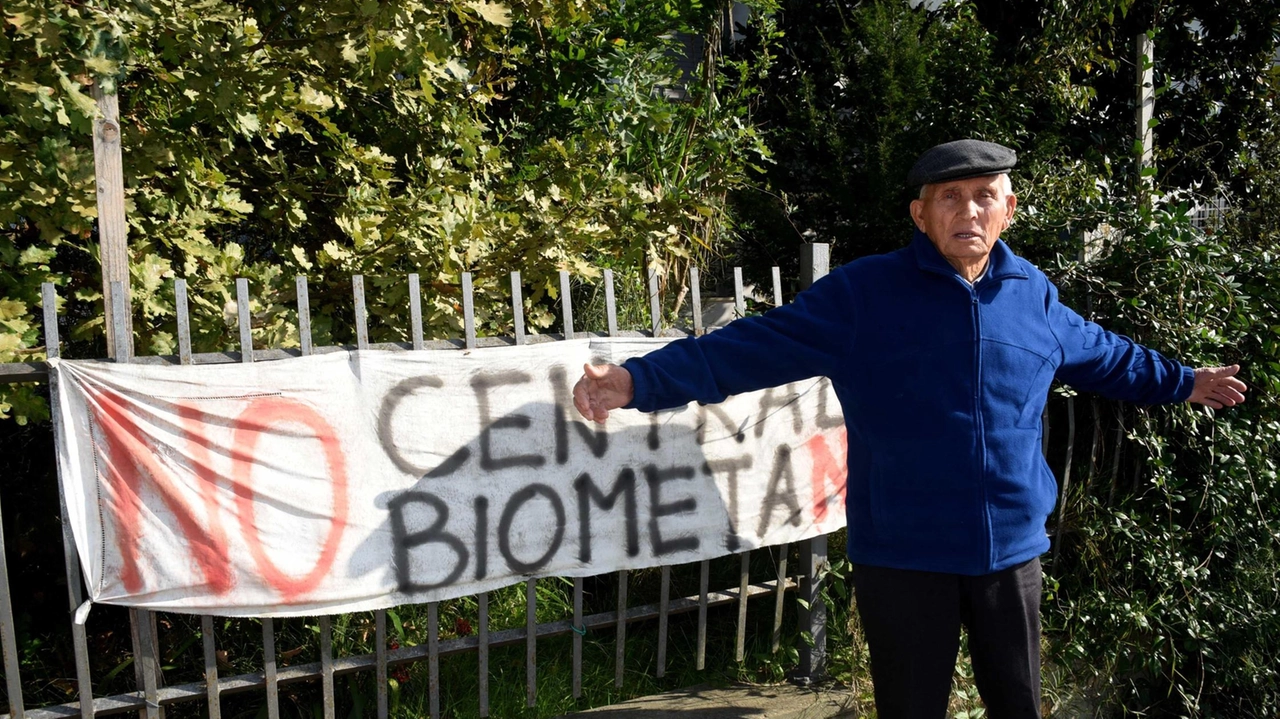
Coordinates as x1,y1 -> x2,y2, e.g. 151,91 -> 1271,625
907,139 -> 1016,187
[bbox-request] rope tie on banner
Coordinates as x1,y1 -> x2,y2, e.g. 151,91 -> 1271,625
73,599 -> 93,626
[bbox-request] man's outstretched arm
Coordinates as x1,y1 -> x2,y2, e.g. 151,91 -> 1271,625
1049,279 -> 1248,409
572,269 -> 859,424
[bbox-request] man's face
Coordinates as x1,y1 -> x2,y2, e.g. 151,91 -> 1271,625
909,174 -> 1017,266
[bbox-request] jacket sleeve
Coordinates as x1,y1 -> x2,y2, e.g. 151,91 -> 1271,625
623,270 -> 857,412
1047,281 -> 1195,404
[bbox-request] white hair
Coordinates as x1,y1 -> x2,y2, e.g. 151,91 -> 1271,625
918,173 -> 1013,199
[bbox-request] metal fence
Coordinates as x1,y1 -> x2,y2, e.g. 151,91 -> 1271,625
1190,193 -> 1230,233
0,245 -> 835,719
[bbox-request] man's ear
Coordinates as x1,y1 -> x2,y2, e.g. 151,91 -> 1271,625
909,199 -> 926,232
1005,192 -> 1018,223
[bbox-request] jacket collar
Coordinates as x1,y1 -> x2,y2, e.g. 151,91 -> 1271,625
909,229 -> 1029,282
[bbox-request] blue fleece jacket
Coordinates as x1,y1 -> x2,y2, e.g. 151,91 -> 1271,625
624,230 -> 1195,575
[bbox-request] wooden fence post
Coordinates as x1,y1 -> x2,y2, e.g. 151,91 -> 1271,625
91,85 -> 132,358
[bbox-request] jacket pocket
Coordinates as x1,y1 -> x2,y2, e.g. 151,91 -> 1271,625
866,442 -> 983,549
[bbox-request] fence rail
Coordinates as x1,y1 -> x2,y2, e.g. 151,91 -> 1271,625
0,249 -> 835,719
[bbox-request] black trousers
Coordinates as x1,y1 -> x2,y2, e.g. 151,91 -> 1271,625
850,557 -> 1042,719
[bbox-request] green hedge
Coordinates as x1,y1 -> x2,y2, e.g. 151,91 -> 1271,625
1,0 -> 774,423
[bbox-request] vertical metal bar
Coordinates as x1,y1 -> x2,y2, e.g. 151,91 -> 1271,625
246,282 -> 278,718
733,267 -> 745,319
572,578 -> 583,698
235,278 -> 251,363
262,618 -> 279,719
526,579 -> 536,708
286,277 -> 335,719
656,566 -> 671,678
772,545 -> 789,654
1053,396 -> 1077,564
132,609 -> 160,719
800,243 -> 830,288
376,609 -> 388,719
319,616 -> 334,719
240,277 -> 267,716
797,244 -> 829,683
352,275 -> 368,349
603,256 -> 621,709
296,276 -> 312,357
128,608 -> 145,716
736,552 -> 749,662
200,616 -> 220,719
1109,410 -> 1124,506
797,536 -> 828,682
731,274 -> 751,661
1135,33 -> 1156,192
178,291 -> 221,719
174,280 -> 192,365
462,272 -> 477,349
42,284 -> 94,719
510,272 -> 526,345
175,282 -> 194,360
603,270 -> 618,337
559,270 -> 574,340
648,267 -> 661,336
1041,406 -> 1051,458
41,281 -> 60,361
463,274 -> 488,719
614,569 -> 627,688
114,283 -> 156,719
111,289 -> 139,719
770,258 -> 789,656
111,281 -> 132,363
350,276 -> 392,719
478,592 -> 489,718
428,602 -> 440,719
689,267 -> 704,337
409,273 -> 424,350
564,269 -> 582,699
375,273 -> 410,719
148,611 -> 164,705
0,475 -> 24,719
1087,398 -> 1102,490
696,560 -> 709,670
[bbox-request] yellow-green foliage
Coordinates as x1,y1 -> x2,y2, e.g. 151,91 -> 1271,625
1,0 -> 772,421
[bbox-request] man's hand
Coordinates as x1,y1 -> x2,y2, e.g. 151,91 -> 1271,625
573,363 -> 635,424
1188,364 -> 1248,409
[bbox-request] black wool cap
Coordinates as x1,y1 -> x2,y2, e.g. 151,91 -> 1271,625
907,139 -> 1017,187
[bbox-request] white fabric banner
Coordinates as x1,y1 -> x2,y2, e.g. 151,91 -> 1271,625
51,338 -> 847,617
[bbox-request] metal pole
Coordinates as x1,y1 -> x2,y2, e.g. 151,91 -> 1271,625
41,284 -> 95,719
1135,32 -> 1155,196
795,243 -> 829,684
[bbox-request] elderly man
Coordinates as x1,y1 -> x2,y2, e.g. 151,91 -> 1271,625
572,139 -> 1246,719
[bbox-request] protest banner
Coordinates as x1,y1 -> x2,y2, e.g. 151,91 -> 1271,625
51,338 -> 847,617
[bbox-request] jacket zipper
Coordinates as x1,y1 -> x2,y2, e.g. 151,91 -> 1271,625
971,285 -> 992,572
